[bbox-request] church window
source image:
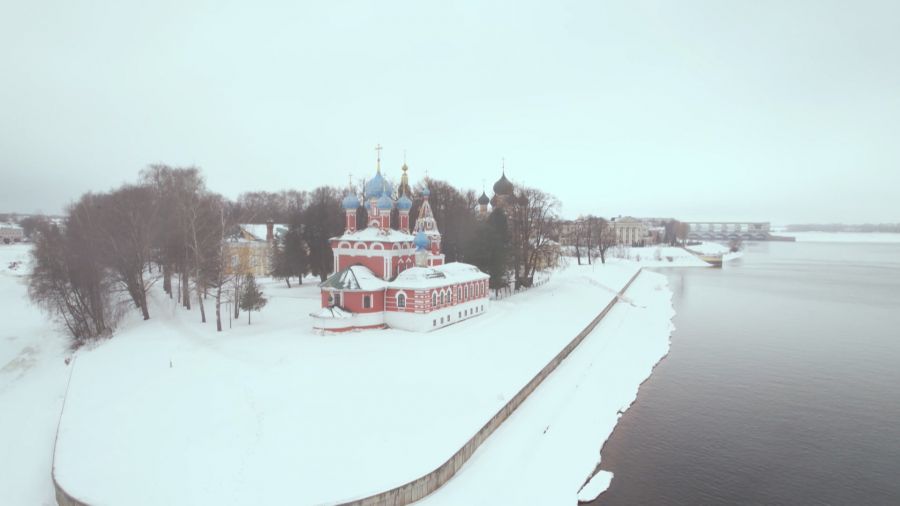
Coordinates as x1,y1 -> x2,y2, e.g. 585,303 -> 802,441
397,293 -> 406,309
432,291 -> 437,307
363,295 -> 372,309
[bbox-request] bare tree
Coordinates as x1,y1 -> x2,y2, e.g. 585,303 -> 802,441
507,186 -> 560,287
676,222 -> 690,246
90,186 -> 159,320
28,220 -> 121,344
594,218 -> 616,264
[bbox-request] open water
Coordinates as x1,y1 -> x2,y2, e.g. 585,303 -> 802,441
592,239 -> 900,505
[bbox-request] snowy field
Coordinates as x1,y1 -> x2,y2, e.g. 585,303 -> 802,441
420,269 -> 674,504
50,258 -> 659,505
0,245 -> 72,505
776,231 -> 900,243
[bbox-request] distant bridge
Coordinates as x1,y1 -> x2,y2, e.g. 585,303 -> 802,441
685,221 -> 770,241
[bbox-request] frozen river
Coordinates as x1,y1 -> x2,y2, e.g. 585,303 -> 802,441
593,238 -> 900,505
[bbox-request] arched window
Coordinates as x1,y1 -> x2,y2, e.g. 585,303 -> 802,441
354,242 -> 367,250
440,291 -> 445,305
397,293 -> 406,309
457,286 -> 461,301
372,243 -> 384,250
432,291 -> 437,307
465,285 -> 469,299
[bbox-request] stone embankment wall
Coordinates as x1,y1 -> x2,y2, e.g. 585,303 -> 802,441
52,269 -> 642,506
337,268 -> 643,506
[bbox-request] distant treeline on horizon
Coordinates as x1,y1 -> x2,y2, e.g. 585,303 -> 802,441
787,223 -> 900,233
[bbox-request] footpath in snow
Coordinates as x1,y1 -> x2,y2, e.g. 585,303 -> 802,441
0,245 -> 72,505
418,270 -> 674,504
51,258 -> 662,505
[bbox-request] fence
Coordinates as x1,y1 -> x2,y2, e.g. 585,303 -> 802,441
490,274 -> 551,301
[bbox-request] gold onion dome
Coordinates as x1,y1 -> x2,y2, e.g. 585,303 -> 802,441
397,163 -> 412,197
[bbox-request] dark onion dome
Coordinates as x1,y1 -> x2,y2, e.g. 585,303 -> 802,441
364,171 -> 394,200
477,191 -> 490,205
492,171 -> 514,196
414,230 -> 430,250
397,195 -> 413,210
376,193 -> 394,210
341,193 -> 360,210
516,193 -> 529,206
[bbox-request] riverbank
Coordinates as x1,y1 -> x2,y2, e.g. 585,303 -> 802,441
0,245 -> 71,505
51,258 -> 666,504
420,270 -> 673,504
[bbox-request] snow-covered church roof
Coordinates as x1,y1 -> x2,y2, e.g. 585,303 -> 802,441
333,227 -> 416,243
391,262 -> 489,289
320,265 -> 389,291
231,223 -> 288,243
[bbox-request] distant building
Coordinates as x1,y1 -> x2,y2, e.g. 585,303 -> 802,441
0,223 -> 24,244
613,217 -> 649,246
311,151 -> 490,334
224,222 -> 287,276
685,222 -> 770,241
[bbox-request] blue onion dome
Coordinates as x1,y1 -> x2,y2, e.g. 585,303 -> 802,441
421,187 -> 431,197
365,171 -> 393,200
414,230 -> 430,250
341,193 -> 360,209
376,193 -> 394,210
478,191 -> 490,205
397,195 -> 413,210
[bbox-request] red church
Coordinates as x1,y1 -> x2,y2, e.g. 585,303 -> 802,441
311,152 -> 490,333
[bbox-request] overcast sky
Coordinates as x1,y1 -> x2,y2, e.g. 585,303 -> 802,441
2,0 -> 899,224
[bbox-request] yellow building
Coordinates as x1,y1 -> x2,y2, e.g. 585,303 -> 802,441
224,223 -> 287,277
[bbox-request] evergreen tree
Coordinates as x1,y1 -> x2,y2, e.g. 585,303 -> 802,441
239,273 -> 267,324
270,223 -> 308,288
302,187 -> 343,281
471,208 -> 510,293
270,239 -> 292,287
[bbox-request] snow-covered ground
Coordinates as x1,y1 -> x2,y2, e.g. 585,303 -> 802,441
685,242 -> 731,255
419,270 -> 674,504
608,242 -> 730,267
0,245 -> 72,505
776,231 -> 900,243
52,258 -> 659,505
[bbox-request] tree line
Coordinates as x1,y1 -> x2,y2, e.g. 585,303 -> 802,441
28,165 -> 562,346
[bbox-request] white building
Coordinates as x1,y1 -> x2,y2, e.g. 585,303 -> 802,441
0,223 -> 24,244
